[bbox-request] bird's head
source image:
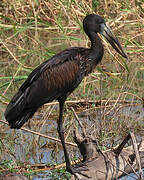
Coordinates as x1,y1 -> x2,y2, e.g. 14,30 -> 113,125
83,14 -> 128,59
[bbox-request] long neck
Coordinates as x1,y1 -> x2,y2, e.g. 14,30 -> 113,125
89,31 -> 103,52
86,32 -> 104,64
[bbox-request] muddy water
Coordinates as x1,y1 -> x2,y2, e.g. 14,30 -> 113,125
1,103 -> 144,179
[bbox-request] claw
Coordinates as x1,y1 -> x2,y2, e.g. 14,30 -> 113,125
75,161 -> 88,168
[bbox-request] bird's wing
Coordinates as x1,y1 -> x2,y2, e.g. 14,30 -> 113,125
19,47 -> 81,92
5,47 -> 84,127
24,47 -> 83,106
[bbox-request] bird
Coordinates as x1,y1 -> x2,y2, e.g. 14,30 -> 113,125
5,14 -> 127,176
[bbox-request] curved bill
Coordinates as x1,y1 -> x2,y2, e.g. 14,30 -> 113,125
101,23 -> 128,59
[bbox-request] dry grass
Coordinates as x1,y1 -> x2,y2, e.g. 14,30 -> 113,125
0,0 -> 144,179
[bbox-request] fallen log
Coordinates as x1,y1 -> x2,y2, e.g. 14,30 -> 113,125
0,173 -> 29,180
71,131 -> 144,180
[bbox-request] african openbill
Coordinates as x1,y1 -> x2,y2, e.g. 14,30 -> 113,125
5,14 -> 127,176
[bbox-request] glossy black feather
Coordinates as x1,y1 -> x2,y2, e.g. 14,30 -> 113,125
5,43 -> 103,129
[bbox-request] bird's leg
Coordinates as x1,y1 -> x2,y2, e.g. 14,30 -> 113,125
57,99 -> 71,170
57,99 -> 89,178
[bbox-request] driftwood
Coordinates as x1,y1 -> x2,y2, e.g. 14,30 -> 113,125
0,173 -> 29,180
71,131 -> 144,180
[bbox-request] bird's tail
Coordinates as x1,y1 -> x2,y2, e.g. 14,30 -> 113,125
4,90 -> 37,129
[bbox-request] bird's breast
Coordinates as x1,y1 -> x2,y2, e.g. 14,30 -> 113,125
79,57 -> 99,77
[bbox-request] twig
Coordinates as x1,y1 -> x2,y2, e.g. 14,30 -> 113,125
41,99 -> 139,106
0,40 -> 29,69
71,107 -> 86,136
0,119 -> 77,147
130,132 -> 144,179
0,23 -> 79,31
114,133 -> 131,156
36,105 -> 55,142
123,92 -> 143,102
120,153 -> 139,179
83,77 -> 86,94
3,98 -> 140,106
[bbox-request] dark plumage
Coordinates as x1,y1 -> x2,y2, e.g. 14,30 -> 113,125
5,14 -> 127,176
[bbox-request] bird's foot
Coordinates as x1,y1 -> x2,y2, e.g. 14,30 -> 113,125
66,164 -> 90,179
75,161 -> 88,168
